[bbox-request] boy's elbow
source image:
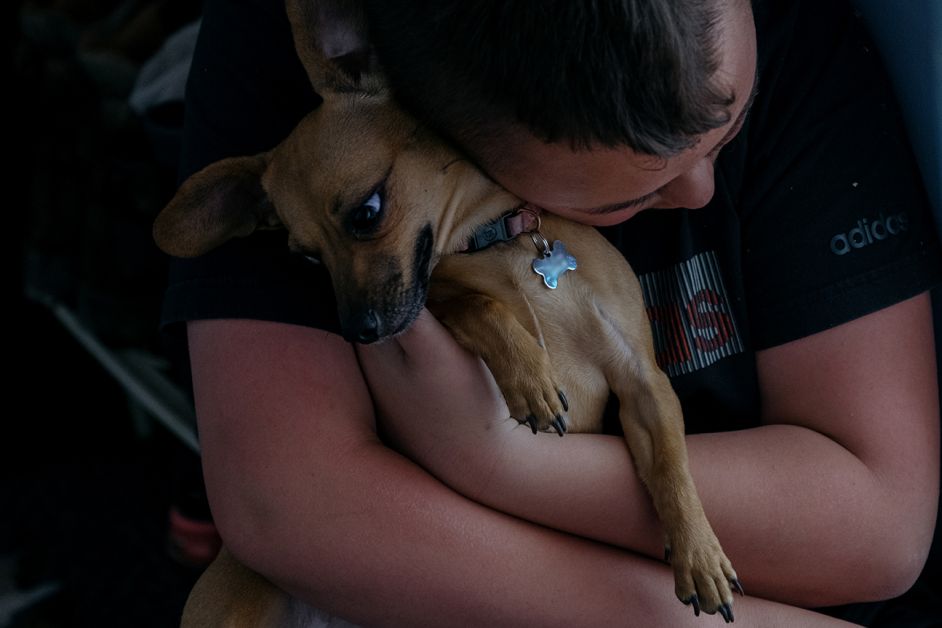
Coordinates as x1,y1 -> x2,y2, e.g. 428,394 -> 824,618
210,494 -> 275,574
208,483 -> 343,604
201,439 -> 397,602
854,490 -> 937,601
867,528 -> 936,600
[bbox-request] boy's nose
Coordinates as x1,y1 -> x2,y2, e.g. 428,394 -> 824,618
659,159 -> 716,210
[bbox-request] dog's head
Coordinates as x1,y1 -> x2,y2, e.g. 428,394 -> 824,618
154,0 -> 519,342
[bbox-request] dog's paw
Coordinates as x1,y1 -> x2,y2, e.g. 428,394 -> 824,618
481,340 -> 569,436
504,376 -> 569,437
666,533 -> 742,622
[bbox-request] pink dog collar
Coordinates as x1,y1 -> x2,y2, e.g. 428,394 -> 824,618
465,205 -> 542,252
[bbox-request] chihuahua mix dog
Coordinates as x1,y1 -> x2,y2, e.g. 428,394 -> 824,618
155,0 -> 741,624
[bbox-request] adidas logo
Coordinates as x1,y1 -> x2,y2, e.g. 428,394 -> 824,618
829,212 -> 909,256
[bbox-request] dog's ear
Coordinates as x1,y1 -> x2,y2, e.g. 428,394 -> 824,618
153,153 -> 281,258
284,0 -> 383,95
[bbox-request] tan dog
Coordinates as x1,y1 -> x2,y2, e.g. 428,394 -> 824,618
155,0 -> 741,624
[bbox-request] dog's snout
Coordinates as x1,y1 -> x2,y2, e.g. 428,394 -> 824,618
351,308 -> 381,344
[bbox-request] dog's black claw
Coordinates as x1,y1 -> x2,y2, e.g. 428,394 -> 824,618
526,415 -> 538,434
552,415 -> 567,436
557,390 -> 569,412
683,595 -> 700,617
731,578 -> 745,597
718,603 -> 734,623
664,547 -> 671,563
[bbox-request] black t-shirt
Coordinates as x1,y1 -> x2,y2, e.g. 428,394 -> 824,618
160,0 -> 942,436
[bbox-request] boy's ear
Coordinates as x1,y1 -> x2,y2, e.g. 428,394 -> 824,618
284,0 -> 384,96
153,153 -> 281,258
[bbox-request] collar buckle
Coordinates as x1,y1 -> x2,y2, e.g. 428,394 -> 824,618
465,206 -> 542,253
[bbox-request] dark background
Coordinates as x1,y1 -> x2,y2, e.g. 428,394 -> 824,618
3,1 -> 207,626
1,1 -> 940,627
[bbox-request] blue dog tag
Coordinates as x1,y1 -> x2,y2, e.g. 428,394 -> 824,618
532,240 -> 577,289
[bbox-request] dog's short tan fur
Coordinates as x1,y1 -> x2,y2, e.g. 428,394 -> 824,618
157,1 -> 739,624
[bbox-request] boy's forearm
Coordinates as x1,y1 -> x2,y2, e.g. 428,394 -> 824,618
228,439 -> 853,627
367,296 -> 939,609
415,420 -> 924,608
390,387 -> 937,607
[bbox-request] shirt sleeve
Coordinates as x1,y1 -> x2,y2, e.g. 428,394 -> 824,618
158,0 -> 342,368
739,0 -> 942,349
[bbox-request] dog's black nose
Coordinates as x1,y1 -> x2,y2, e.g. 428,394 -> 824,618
353,309 -> 381,344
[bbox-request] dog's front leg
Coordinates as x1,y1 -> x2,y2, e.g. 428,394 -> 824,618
612,359 -> 742,621
427,293 -> 569,435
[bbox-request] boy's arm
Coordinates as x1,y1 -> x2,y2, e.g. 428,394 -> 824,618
358,292 -> 939,608
187,317 -> 857,626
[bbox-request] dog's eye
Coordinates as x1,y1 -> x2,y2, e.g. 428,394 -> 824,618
303,255 -> 321,265
350,191 -> 383,234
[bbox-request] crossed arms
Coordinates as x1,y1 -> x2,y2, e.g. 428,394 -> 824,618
186,292 -> 938,626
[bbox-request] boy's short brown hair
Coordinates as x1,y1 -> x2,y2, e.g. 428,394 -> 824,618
364,0 -> 737,157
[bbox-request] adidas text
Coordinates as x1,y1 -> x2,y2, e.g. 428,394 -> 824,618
829,212 -> 908,256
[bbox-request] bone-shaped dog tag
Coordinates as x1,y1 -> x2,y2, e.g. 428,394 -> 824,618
532,240 -> 577,289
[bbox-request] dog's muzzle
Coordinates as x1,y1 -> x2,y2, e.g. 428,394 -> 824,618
344,308 -> 382,344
